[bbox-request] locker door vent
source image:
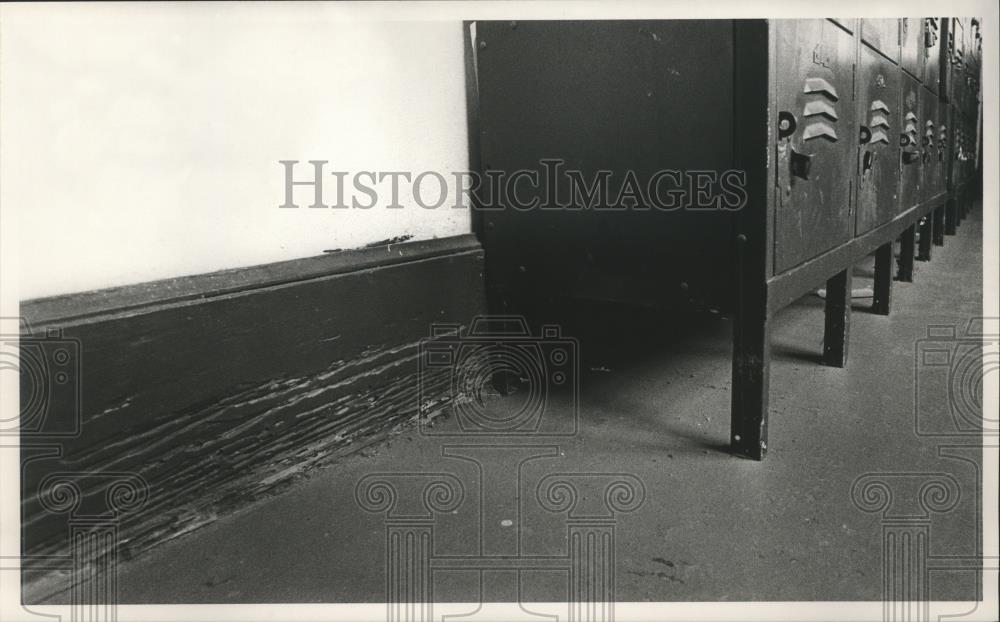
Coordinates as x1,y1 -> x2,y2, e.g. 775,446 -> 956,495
802,78 -> 840,142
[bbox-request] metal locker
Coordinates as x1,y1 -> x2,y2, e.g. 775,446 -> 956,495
920,89 -> 942,199
922,18 -> 942,93
773,19 -> 856,273
473,20 -> 737,311
861,19 -> 900,62
898,73 -> 922,210
468,19 -> 978,461
900,17 -> 925,78
856,44 -> 902,234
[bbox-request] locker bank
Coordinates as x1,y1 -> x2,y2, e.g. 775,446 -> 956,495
470,18 -> 984,458
12,11 -> 987,610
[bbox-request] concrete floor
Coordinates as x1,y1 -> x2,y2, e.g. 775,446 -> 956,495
88,210 -> 984,604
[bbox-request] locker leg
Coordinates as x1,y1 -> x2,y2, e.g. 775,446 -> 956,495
917,215 -> 933,261
945,197 -> 958,235
731,298 -> 769,461
872,243 -> 893,316
823,268 -> 851,368
932,205 -> 945,246
898,225 -> 916,283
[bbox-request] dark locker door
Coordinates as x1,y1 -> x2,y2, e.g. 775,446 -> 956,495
473,20 -> 736,310
901,17 -> 924,78
898,73 -> 922,211
921,90 -> 942,200
773,19 -> 856,273
922,18 -> 942,93
856,45 -> 902,234
861,18 -> 900,63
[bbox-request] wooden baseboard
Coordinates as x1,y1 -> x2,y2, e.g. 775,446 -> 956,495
19,235 -> 485,595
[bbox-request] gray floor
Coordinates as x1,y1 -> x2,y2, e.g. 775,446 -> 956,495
73,210 -> 987,603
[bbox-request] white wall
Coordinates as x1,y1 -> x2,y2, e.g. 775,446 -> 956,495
1,4 -> 470,300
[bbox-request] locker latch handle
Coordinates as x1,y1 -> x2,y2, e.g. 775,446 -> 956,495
862,150 -> 874,174
790,149 -> 811,180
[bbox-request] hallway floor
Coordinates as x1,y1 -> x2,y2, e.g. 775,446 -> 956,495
52,210 -> 988,604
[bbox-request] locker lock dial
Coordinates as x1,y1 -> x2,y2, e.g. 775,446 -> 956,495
778,111 -> 797,139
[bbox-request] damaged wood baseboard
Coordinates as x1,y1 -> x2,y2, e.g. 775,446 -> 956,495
18,234 -> 485,600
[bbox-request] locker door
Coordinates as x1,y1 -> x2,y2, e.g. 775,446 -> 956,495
900,17 -> 924,78
898,73 -> 922,210
773,19 -> 856,273
922,18 -> 943,93
856,45 -> 902,234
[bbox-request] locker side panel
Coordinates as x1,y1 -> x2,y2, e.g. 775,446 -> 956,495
898,73 -> 923,210
856,45 -> 902,234
773,19 -> 856,273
